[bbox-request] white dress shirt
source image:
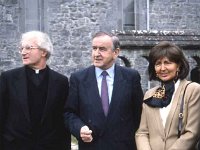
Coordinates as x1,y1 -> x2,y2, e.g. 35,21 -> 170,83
95,64 -> 115,104
160,79 -> 180,127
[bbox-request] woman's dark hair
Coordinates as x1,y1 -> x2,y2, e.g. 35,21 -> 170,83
148,41 -> 189,81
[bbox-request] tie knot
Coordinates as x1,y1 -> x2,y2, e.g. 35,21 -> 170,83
101,71 -> 108,77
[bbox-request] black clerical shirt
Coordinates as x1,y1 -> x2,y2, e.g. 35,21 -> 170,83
25,66 -> 49,139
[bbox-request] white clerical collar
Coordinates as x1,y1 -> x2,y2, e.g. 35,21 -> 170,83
35,69 -> 40,74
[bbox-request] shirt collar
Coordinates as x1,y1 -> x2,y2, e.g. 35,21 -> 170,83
95,64 -> 115,78
25,65 -> 48,75
174,79 -> 180,92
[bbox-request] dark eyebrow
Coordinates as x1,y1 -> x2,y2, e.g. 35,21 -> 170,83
92,46 -> 106,49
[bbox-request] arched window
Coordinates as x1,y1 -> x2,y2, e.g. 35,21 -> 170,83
122,0 -> 135,30
121,0 -> 148,30
20,0 -> 46,31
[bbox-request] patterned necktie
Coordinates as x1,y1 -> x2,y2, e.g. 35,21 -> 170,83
101,71 -> 109,116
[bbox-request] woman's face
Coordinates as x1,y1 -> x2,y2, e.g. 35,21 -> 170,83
155,57 -> 180,82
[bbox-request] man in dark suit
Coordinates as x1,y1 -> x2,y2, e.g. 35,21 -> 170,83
64,31 -> 143,150
0,31 -> 71,150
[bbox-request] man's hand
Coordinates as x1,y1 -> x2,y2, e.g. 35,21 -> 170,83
80,125 -> 93,142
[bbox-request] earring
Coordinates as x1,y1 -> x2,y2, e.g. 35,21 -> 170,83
176,70 -> 179,78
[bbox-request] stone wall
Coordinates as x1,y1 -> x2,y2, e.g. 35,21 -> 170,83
0,0 -> 200,91
48,0 -> 121,76
116,30 -> 200,91
149,0 -> 200,31
0,0 -> 22,72
0,0 -> 122,75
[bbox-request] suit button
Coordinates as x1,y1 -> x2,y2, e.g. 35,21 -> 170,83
88,119 -> 91,123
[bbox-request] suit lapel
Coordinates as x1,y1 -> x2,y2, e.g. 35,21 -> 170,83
14,67 -> 30,122
84,66 -> 106,119
41,69 -> 58,123
84,65 -> 126,120
164,80 -> 187,137
100,65 -> 128,134
107,65 -> 125,118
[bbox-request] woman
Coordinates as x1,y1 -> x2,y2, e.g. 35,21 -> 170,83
135,41 -> 200,150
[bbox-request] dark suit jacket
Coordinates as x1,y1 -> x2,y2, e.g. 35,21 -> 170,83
199,141 -> 200,150
64,65 -> 143,150
0,66 -> 71,150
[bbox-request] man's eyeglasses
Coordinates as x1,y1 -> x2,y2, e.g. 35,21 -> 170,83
18,46 -> 40,54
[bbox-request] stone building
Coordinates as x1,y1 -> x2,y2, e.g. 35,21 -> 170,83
0,0 -> 200,91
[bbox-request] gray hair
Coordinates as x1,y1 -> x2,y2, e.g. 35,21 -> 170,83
92,31 -> 120,50
20,31 -> 53,59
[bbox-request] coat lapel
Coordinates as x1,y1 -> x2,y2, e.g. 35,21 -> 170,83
100,65 -> 128,134
144,87 -> 166,137
83,66 -> 106,119
41,69 -> 58,123
164,79 -> 187,137
14,67 -> 30,122
107,65 -> 125,118
83,65 -> 126,120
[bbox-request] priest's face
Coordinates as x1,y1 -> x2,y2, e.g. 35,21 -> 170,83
19,38 -> 47,70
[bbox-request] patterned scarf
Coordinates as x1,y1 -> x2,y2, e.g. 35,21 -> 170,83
144,80 -> 175,108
